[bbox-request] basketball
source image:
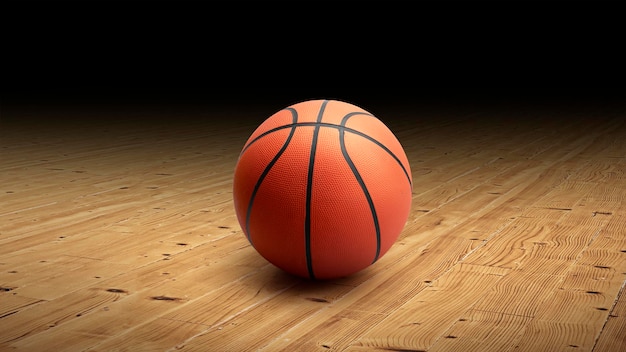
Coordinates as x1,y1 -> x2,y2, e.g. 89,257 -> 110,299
233,99 -> 412,279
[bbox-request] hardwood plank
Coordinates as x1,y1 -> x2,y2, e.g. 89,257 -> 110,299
511,196 -> 626,352
593,282 -> 626,352
257,236 -> 471,351
0,155 -> 240,253
1,255 -> 131,301
353,264 -> 509,351
512,289 -> 616,352
165,276 -> 360,352
0,295 -> 44,320
9,264 -> 295,351
10,318 -> 209,352
90,318 -> 210,352
0,230 -> 255,346
3,246 -> 268,350
0,287 -> 124,344
428,309 -> 532,352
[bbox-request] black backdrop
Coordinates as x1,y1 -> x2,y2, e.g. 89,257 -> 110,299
2,0 -> 623,117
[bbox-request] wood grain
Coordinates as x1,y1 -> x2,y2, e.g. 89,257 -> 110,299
1,104 -> 624,351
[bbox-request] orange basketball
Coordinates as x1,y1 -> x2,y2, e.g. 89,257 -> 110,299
233,99 -> 412,279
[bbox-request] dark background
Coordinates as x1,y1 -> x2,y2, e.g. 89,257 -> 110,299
1,0 -> 623,124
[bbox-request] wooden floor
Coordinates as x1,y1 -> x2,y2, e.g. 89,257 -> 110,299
1,101 -> 625,351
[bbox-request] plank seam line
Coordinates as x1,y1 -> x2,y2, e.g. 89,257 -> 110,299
164,279 -> 299,352
591,277 -> 626,351
0,202 -> 58,217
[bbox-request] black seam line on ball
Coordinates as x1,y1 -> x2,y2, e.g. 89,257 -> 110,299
304,100 -> 329,280
241,121 -> 412,188
245,107 -> 298,245
340,112 -> 381,263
